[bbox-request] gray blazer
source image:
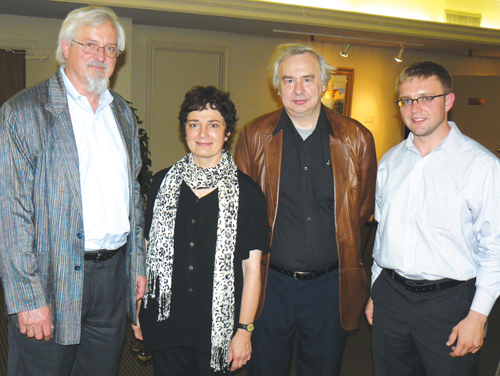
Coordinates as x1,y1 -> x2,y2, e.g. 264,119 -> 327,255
0,71 -> 146,345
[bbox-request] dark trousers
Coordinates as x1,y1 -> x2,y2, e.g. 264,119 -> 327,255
8,250 -> 127,376
248,267 -> 347,376
150,347 -> 230,376
371,269 -> 480,376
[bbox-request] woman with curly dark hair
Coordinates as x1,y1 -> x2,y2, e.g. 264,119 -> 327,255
132,86 -> 269,375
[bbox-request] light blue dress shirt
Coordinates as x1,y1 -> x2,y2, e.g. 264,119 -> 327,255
61,67 -> 130,251
372,122 -> 500,316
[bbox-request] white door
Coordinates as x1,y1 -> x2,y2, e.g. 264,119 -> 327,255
147,43 -> 227,172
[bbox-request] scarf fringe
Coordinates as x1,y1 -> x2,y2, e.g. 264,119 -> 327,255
210,340 -> 232,371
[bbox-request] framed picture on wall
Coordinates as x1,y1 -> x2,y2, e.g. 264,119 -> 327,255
321,68 -> 354,117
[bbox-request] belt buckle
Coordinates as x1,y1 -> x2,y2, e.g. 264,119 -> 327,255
405,281 -> 419,287
94,250 -> 103,262
293,271 -> 306,279
293,271 -> 312,280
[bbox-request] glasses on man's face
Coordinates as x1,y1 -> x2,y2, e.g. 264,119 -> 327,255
72,40 -> 121,58
395,94 -> 447,108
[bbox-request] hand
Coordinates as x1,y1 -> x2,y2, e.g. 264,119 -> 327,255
446,310 -> 487,357
131,321 -> 143,341
136,276 -> 147,301
228,329 -> 252,371
365,296 -> 374,325
17,305 -> 54,341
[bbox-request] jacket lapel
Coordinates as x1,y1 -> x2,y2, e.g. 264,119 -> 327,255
261,111 -> 285,236
325,108 -> 349,220
329,135 -> 348,220
45,72 -> 83,216
263,130 -> 282,213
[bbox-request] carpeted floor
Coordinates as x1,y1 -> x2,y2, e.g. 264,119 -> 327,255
1,223 -> 499,375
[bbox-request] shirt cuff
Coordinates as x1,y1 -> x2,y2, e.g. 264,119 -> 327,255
470,286 -> 496,317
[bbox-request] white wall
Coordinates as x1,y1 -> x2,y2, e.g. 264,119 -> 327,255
131,25 -> 288,134
0,14 -> 133,100
0,14 -> 60,86
131,25 -> 291,169
449,76 -> 500,155
2,13 -> 500,165
319,41 -> 500,159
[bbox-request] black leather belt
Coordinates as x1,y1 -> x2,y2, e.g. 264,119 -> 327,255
270,261 -> 339,280
85,246 -> 124,262
384,268 -> 465,293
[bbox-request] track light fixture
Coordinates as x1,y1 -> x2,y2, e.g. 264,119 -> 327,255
395,46 -> 405,62
340,41 -> 350,58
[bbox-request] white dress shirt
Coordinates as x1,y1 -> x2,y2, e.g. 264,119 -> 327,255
372,122 -> 500,316
61,66 -> 130,251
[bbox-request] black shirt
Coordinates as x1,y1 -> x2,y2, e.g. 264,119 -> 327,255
140,168 -> 270,352
270,108 -> 338,271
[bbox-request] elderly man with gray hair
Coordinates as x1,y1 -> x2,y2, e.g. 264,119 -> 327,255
0,5 -> 145,375
235,43 -> 377,375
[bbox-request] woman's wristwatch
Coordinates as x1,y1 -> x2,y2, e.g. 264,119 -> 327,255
237,322 -> 254,332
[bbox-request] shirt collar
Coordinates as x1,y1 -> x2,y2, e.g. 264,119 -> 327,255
273,105 -> 334,136
401,121 -> 462,158
437,122 -> 462,157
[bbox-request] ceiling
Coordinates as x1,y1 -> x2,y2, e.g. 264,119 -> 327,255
1,0 -> 500,58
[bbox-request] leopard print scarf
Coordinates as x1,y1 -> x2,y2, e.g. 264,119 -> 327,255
144,150 -> 239,371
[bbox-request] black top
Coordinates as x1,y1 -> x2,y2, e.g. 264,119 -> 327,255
270,108 -> 338,271
140,168 -> 270,352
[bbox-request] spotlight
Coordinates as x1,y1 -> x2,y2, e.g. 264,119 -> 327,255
395,46 -> 404,63
340,41 -> 350,58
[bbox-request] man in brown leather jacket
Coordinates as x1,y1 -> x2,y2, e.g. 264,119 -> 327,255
234,44 -> 377,375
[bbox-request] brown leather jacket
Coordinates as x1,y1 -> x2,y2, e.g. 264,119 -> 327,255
234,106 -> 377,330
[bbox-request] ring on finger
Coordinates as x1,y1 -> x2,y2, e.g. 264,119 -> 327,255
27,329 -> 34,333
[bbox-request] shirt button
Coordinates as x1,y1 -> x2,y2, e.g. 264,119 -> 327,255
188,265 -> 194,271
190,242 -> 194,247
77,232 -> 83,239
188,288 -> 193,293
191,219 -> 195,224
309,243 -> 313,247
306,217 -> 311,221
304,166 -> 308,171
74,265 -> 81,271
